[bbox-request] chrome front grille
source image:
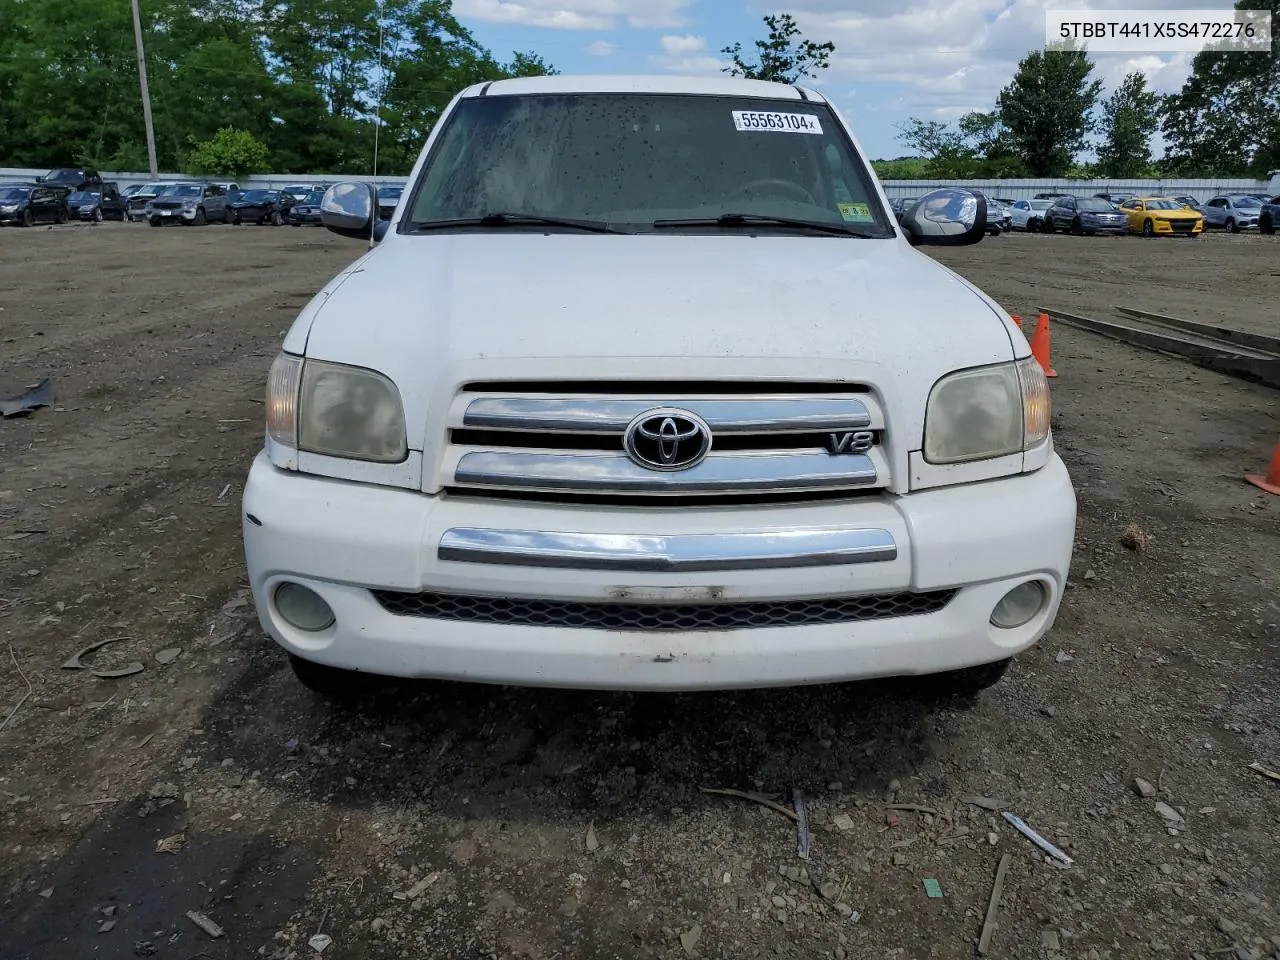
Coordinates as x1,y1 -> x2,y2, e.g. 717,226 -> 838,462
371,588 -> 954,631
442,385 -> 887,501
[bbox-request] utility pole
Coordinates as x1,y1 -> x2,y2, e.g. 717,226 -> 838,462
130,0 -> 159,178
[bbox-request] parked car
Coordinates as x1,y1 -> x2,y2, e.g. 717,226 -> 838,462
1171,195 -> 1200,210
1260,196 -> 1280,235
144,181 -> 230,226
1116,196 -> 1203,238
1093,192 -> 1135,205
125,181 -> 171,221
37,167 -> 103,197
245,74 -> 1077,702
1201,195 -> 1261,232
984,198 -> 1012,235
282,183 -> 329,203
288,190 -> 325,225
65,182 -> 128,222
1043,196 -> 1127,235
377,185 -> 403,221
1009,198 -> 1054,231
1034,192 -> 1072,200
0,182 -> 68,226
889,196 -> 918,217
230,189 -> 296,225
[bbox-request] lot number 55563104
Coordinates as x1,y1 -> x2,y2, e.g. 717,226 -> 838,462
731,111 -> 824,135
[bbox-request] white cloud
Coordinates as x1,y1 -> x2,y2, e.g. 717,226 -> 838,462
585,40 -> 617,56
453,0 -> 689,30
659,34 -> 706,55
775,0 -> 1212,120
650,34 -> 725,73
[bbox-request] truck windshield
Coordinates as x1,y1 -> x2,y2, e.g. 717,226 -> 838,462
405,92 -> 893,236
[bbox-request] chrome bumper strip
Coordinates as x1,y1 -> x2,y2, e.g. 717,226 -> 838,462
453,451 -> 878,493
439,527 -> 898,571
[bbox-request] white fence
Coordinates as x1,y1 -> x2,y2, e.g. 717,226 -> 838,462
6,167 -> 1277,202
879,176 -> 1280,202
0,167 -> 409,191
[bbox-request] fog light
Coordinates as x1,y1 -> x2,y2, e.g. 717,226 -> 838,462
990,581 -> 1046,629
274,582 -> 335,632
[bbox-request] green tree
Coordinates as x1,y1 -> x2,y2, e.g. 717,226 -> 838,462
1161,0 -> 1279,176
894,114 -> 1027,178
186,127 -> 271,176
721,13 -> 835,83
997,45 -> 1103,176
1096,72 -> 1160,177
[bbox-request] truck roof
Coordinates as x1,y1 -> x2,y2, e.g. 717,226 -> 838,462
462,74 -> 826,103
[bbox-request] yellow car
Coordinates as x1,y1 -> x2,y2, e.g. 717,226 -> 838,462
1118,196 -> 1204,238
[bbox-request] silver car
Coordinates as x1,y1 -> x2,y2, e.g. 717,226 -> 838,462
144,181 -> 230,226
1201,195 -> 1261,232
1009,199 -> 1054,231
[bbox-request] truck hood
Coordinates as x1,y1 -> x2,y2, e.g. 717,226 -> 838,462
298,234 -> 1020,452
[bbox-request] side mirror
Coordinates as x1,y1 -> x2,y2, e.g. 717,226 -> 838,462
901,188 -> 987,246
320,181 -> 377,240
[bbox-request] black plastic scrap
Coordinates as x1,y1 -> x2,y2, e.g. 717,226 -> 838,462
0,378 -> 55,418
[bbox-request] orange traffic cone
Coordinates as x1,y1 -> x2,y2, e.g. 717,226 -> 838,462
1011,314 -> 1023,330
1246,438 -> 1280,495
1030,313 -> 1058,378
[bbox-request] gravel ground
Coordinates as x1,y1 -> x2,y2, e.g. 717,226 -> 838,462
1,221 -> 1278,960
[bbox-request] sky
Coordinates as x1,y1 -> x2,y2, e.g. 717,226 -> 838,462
449,0 -> 1236,160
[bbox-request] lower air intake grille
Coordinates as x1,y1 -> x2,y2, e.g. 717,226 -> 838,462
370,589 -> 956,631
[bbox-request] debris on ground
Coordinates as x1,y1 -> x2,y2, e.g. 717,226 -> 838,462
922,878 -> 943,899
153,647 -> 181,665
308,933 -> 332,953
61,637 -> 133,670
156,832 -> 186,854
91,662 -> 144,679
1120,522 -> 1150,552
1001,812 -> 1073,866
1247,762 -> 1280,783
793,788 -> 811,861
832,813 -> 855,832
585,824 -> 599,852
186,910 -> 225,938
0,645 -> 33,735
963,796 -> 1005,812
1133,777 -> 1157,798
0,378 -> 55,418
1154,801 -> 1185,826
394,872 -> 439,901
1055,650 -> 1074,663
98,919 -> 116,933
977,853 -> 1012,956
679,923 -> 702,956
698,787 -> 798,821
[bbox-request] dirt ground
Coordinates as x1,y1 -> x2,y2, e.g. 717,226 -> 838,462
1,221 -> 1278,960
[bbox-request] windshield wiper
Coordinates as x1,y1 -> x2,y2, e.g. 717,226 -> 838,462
408,212 -> 626,234
651,213 -> 877,238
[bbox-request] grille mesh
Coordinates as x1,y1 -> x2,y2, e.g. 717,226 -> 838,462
370,589 -> 956,632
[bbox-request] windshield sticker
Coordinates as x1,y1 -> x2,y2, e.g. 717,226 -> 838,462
732,111 -> 823,135
838,202 -> 873,222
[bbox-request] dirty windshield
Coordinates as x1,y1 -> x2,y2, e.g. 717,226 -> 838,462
405,93 -> 893,236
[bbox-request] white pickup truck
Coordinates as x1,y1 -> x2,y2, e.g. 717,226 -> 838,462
242,75 -> 1077,700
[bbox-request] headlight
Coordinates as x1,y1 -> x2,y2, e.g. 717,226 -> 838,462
183,200 -> 197,209
266,353 -> 407,462
924,358 -> 1049,464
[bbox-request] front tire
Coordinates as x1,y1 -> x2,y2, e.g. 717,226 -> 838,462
271,210 -> 282,226
1070,217 -> 1082,236
149,218 -> 162,227
193,207 -> 207,226
1226,217 -> 1238,233
92,207 -> 103,223
1261,215 -> 1275,235
20,208 -> 33,228
1142,219 -> 1153,238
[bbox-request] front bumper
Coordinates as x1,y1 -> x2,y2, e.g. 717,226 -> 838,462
149,207 -> 198,222
243,451 -> 1077,691
290,210 -> 322,224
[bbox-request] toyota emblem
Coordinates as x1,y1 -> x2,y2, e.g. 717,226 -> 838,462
623,408 -> 712,471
